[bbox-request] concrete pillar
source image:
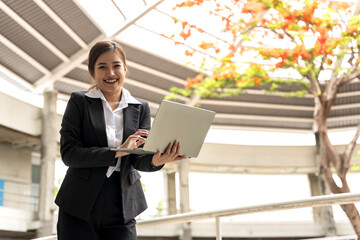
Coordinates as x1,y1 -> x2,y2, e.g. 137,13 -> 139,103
37,90 -> 58,237
308,132 -> 336,236
308,173 -> 337,236
178,159 -> 192,240
164,171 -> 177,215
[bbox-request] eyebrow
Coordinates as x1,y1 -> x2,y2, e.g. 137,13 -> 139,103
97,61 -> 122,65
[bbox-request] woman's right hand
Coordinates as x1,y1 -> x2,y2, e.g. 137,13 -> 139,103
115,129 -> 149,158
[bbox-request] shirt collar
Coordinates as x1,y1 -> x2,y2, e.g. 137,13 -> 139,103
85,86 -> 140,109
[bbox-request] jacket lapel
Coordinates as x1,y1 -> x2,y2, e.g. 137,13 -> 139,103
86,97 -> 108,147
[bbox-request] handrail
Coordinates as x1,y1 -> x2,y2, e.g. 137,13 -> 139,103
137,192 -> 360,228
31,192 -> 360,240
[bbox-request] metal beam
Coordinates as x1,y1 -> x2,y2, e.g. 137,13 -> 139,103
0,35 -> 50,75
110,0 -> 166,39
33,0 -> 88,49
0,64 -> 34,91
77,64 -> 88,71
0,1 -> 69,62
34,34 -> 106,92
58,77 -> 90,90
34,0 -> 165,92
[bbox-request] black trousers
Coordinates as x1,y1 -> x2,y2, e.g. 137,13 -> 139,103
57,172 -> 137,240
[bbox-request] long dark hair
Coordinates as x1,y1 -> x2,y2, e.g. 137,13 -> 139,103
87,40 -> 127,90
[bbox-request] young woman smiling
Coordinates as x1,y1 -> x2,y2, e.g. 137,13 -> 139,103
55,40 -> 186,240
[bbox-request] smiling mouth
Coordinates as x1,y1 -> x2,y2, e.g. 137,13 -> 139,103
104,79 -> 118,83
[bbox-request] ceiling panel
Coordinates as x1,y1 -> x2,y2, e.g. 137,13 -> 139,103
55,81 -> 86,95
334,95 -> 360,105
65,68 -> 92,83
44,0 -> 103,44
328,118 -> 360,129
121,42 -> 198,80
0,9 -> 62,71
3,0 -> 81,57
124,83 -> 169,104
127,66 -> 184,90
201,103 -> 313,118
338,82 -> 360,92
0,43 -> 44,83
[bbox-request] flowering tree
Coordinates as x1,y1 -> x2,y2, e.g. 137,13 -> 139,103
165,0 -> 360,236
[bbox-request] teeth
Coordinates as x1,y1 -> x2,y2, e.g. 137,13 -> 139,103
105,79 -> 117,83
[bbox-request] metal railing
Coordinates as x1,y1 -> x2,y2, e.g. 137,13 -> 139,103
299,236 -> 357,240
32,192 -> 360,240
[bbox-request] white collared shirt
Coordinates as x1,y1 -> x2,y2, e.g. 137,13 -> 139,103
85,86 -> 140,177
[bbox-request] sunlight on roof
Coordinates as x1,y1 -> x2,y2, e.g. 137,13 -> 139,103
76,0 -> 354,80
76,0 -> 237,68
1,0 -> 359,147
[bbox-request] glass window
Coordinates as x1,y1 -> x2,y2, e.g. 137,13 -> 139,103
0,179 -> 4,206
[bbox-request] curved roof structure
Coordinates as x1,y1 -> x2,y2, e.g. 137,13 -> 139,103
1,0 -> 360,132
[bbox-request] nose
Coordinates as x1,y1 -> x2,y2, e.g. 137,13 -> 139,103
106,68 -> 115,77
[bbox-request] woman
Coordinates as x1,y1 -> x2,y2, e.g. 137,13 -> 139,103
55,40 -> 186,240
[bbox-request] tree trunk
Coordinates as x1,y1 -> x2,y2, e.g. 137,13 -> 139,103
340,203 -> 360,235
320,131 -> 360,237
308,173 -> 337,236
310,132 -> 337,235
314,94 -> 360,237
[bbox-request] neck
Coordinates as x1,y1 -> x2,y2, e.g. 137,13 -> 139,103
103,89 -> 122,104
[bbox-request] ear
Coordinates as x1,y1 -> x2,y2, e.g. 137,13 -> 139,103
125,66 -> 129,77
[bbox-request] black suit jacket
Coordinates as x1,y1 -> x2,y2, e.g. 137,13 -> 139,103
55,91 -> 162,223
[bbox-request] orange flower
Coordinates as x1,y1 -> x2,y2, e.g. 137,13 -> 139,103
253,76 -> 261,86
276,61 -> 285,68
185,75 -> 204,88
182,21 -> 188,30
199,41 -> 215,50
185,50 -> 194,56
242,1 -> 267,14
180,30 -> 191,40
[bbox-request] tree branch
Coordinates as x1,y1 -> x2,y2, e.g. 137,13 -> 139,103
319,55 -> 326,73
342,122 -> 360,175
322,165 -> 342,193
338,69 -> 360,86
348,46 -> 355,65
306,71 -> 322,98
322,131 -> 342,172
282,29 -> 296,42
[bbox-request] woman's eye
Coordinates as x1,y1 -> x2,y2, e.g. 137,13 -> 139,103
98,66 -> 105,69
114,64 -> 122,68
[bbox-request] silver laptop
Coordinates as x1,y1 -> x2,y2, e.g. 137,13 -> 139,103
111,100 -> 215,158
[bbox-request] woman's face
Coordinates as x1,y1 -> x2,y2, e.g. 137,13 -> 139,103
92,51 -> 126,98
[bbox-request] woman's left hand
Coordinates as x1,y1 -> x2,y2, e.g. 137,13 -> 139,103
151,140 -> 187,167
